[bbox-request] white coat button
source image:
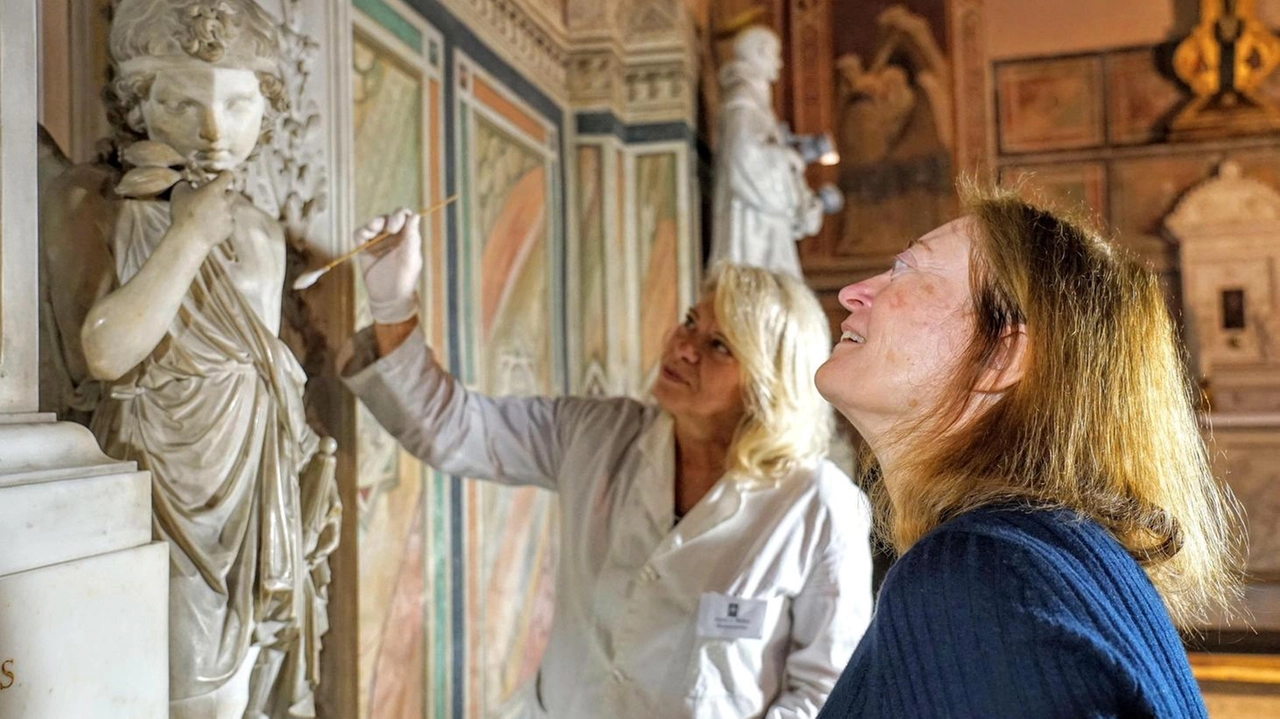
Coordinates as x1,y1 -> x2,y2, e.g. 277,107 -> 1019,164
612,667 -> 626,682
640,565 -> 658,582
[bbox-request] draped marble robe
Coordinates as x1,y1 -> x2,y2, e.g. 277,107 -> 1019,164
40,164 -> 339,716
710,60 -> 823,279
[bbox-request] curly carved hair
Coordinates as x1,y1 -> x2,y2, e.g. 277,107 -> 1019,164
103,0 -> 288,154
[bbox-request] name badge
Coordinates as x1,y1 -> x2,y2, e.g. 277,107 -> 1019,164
696,592 -> 768,640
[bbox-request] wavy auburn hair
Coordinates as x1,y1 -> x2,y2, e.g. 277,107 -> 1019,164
883,184 -> 1245,627
706,264 -> 834,482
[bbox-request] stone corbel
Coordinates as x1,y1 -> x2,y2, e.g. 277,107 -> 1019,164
623,57 -> 696,124
568,46 -> 627,111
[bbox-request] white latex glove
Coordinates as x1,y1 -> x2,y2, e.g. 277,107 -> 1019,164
356,208 -> 422,324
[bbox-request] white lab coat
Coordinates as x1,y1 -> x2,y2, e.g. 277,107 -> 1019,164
341,327 -> 873,719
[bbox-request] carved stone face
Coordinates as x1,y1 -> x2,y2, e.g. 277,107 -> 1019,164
735,29 -> 782,83
139,64 -> 266,175
757,36 -> 781,83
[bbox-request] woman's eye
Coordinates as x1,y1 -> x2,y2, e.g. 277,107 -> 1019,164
681,315 -> 695,329
890,256 -> 909,277
711,339 -> 732,356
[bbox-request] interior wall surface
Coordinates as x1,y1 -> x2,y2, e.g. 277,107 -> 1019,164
37,0 -> 699,718
347,1 -> 700,717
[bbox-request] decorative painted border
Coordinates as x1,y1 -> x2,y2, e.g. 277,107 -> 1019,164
622,140 -> 697,394
427,0 -> 568,101
1104,47 -> 1183,146
565,136 -> 626,396
1000,161 -> 1108,219
995,54 -> 1106,155
453,46 -> 565,718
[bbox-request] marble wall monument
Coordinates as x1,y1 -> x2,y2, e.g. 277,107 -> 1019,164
38,0 -> 341,717
2,0 -> 168,717
1165,160 -> 1280,643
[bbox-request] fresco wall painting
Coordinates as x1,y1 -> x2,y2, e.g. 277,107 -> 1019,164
569,140 -> 617,397
348,3 -> 448,718
455,53 -> 563,718
625,144 -> 696,393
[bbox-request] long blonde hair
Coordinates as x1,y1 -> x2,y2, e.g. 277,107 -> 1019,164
707,264 -> 834,482
882,185 -> 1244,627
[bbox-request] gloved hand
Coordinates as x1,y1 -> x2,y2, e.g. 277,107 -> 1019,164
356,208 -> 422,324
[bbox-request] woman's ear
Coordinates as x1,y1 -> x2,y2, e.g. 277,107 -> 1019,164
975,324 -> 1028,394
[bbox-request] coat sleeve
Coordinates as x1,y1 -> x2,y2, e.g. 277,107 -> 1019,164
765,481 -> 874,719
341,325 -> 613,491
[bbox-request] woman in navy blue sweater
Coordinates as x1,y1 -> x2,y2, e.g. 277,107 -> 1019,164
813,186 -> 1245,718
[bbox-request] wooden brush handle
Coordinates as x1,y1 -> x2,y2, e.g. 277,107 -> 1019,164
322,194 -> 459,273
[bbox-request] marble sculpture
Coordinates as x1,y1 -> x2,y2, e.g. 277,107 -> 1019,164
710,25 -> 830,279
38,1 -> 340,717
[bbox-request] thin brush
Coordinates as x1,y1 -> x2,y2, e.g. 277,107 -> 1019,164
292,194 -> 459,290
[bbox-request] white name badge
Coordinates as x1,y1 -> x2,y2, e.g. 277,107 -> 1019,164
696,592 -> 769,640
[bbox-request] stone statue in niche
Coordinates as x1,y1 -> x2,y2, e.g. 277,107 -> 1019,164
833,5 -> 955,263
37,1 -> 340,717
710,25 -> 835,279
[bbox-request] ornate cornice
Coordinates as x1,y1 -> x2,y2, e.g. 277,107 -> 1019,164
567,47 -> 625,110
439,0 -> 695,124
622,55 -> 694,124
569,0 -> 696,125
439,0 -> 569,101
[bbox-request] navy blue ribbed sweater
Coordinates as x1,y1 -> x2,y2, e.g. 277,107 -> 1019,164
817,506 -> 1206,718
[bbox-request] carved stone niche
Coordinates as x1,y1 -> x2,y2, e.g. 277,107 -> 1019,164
1166,161 -> 1280,414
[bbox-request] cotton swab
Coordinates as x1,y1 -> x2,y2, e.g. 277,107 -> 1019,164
292,194 -> 459,290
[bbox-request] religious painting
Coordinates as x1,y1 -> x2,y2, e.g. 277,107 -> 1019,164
996,55 -> 1105,154
573,144 -> 611,396
634,151 -> 682,388
1105,47 -> 1184,146
830,3 -> 956,269
1001,162 -> 1107,219
456,56 -> 561,717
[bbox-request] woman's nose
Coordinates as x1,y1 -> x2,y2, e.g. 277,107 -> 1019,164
838,274 -> 884,312
673,333 -> 699,363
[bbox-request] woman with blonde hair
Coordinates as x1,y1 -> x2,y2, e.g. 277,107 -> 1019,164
341,209 -> 873,718
814,187 -> 1244,718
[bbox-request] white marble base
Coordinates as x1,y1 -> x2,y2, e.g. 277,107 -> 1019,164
0,470 -> 150,576
0,542 -> 169,718
1,418 -> 169,716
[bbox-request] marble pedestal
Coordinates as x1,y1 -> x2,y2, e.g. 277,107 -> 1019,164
0,417 -> 169,718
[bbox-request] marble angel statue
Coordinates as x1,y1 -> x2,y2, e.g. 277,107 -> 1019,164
38,1 -> 340,717
710,25 -> 829,279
